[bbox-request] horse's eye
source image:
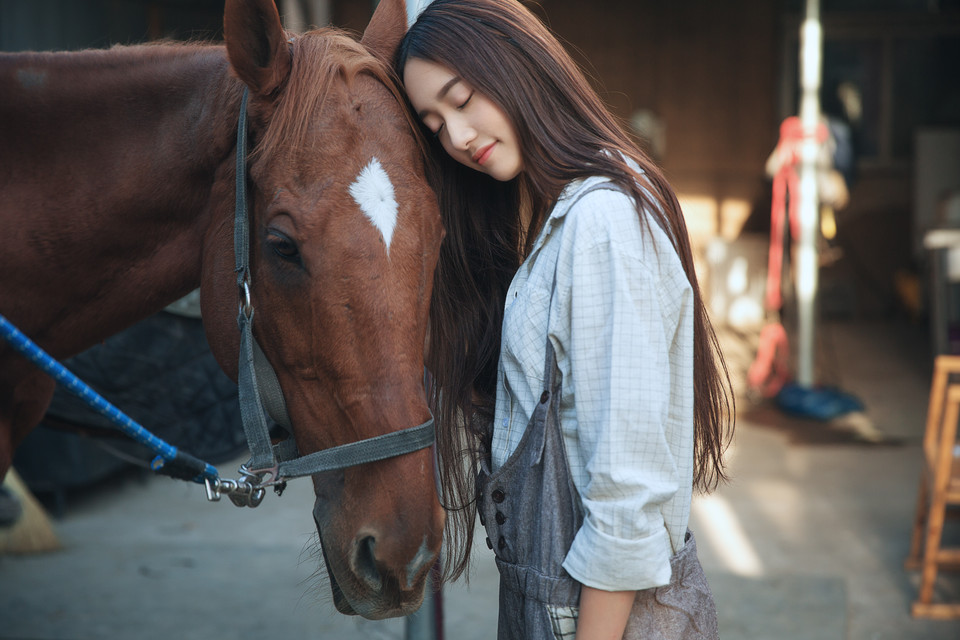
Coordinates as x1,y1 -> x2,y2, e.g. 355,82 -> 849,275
267,231 -> 300,261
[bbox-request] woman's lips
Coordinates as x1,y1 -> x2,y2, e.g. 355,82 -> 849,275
473,142 -> 495,165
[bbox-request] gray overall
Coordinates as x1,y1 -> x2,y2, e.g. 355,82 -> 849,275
478,337 -> 720,640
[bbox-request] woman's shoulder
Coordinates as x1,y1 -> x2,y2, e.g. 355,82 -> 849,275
559,177 -> 648,238
558,176 -> 684,276
556,175 -> 636,229
558,173 -> 629,206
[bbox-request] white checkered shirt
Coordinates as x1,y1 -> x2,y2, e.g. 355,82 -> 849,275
491,175 -> 695,592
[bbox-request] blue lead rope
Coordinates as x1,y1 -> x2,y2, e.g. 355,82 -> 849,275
0,312 -> 219,483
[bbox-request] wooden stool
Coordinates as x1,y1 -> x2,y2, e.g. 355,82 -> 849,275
906,355 -> 960,619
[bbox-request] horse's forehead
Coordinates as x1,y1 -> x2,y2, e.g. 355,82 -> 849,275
260,71 -> 425,254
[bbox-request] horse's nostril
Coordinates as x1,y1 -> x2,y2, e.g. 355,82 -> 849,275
353,535 -> 382,591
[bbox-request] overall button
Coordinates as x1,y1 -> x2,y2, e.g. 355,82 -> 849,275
485,537 -> 493,550
540,391 -> 550,403
497,536 -> 506,550
492,489 -> 505,503
495,511 -> 506,525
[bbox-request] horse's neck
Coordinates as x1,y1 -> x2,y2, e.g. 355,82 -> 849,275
0,45 -> 241,355
2,44 -> 237,155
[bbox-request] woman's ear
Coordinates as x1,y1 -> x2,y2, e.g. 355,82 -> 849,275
361,0 -> 433,64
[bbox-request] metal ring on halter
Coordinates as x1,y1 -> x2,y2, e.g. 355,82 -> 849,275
239,279 -> 253,316
230,485 -> 265,508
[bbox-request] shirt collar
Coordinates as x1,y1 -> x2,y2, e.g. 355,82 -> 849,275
527,174 -> 613,257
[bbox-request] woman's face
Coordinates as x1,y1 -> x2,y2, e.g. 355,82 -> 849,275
403,57 -> 523,182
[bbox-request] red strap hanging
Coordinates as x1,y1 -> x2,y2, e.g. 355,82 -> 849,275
750,116 -> 829,397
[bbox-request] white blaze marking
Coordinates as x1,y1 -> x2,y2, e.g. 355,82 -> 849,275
349,158 -> 398,255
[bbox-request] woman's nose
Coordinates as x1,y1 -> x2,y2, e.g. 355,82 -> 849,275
446,118 -> 475,151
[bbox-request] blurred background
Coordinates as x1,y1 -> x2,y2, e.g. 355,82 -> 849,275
2,1 -> 960,639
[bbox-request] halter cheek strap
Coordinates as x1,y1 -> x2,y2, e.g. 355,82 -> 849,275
223,88 -> 435,507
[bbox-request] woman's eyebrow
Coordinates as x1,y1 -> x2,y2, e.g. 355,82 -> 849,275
417,75 -> 463,119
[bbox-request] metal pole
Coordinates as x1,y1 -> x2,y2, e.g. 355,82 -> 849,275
796,0 -> 822,387
404,562 -> 441,640
386,1 -> 439,636
404,586 -> 436,640
279,0 -> 331,31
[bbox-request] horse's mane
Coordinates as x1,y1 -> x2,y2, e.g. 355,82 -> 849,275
253,27 -> 428,163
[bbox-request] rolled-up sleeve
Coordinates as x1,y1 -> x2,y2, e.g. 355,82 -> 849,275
557,190 -> 687,591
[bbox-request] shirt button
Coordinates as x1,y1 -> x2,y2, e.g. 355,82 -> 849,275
491,489 -> 505,503
540,391 -> 550,404
485,537 -> 493,550
495,511 -> 506,525
497,536 -> 506,550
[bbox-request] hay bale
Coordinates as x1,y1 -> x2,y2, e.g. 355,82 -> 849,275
0,468 -> 61,554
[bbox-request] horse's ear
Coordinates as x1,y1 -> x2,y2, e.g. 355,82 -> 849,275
362,0 -> 431,65
223,0 -> 292,97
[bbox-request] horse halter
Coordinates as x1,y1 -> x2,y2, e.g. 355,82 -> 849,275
207,88 -> 436,507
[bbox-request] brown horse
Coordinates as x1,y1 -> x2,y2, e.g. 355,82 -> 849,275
0,0 -> 445,620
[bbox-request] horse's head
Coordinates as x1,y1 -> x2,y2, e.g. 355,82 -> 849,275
202,0 -> 445,619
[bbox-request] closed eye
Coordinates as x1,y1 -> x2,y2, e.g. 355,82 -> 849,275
456,92 -> 473,110
428,91 -> 474,138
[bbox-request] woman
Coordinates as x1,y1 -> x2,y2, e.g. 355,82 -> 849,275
397,1 -> 734,637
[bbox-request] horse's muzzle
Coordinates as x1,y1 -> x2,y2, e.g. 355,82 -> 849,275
313,497 -> 439,619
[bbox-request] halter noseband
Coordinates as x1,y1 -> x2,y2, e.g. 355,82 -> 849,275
214,88 -> 435,507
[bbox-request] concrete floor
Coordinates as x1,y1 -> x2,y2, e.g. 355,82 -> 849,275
2,318 -> 960,639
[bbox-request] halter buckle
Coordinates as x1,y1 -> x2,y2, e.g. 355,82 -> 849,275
240,463 -> 286,487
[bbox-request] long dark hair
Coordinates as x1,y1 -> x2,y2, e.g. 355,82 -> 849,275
398,0 -> 734,581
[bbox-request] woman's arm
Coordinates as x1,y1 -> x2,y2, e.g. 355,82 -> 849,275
559,190 -> 682,591
575,586 -> 636,640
